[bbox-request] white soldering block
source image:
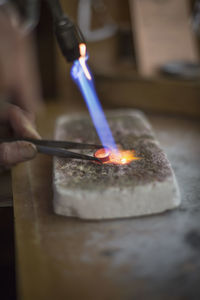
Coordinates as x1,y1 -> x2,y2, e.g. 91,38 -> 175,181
53,110 -> 180,220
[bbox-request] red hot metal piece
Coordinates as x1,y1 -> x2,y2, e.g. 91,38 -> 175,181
94,148 -> 111,163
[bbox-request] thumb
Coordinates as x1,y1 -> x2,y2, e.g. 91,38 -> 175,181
0,141 -> 37,166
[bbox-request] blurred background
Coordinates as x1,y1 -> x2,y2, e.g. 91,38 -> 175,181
35,0 -> 200,116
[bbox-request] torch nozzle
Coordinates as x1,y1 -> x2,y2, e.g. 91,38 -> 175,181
55,16 -> 85,62
45,0 -> 85,62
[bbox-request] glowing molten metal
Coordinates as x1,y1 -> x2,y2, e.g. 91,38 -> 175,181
94,148 -> 140,165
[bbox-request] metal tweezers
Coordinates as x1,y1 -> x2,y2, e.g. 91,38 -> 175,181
0,138 -> 103,163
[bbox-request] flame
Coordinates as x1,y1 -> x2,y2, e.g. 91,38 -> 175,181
79,43 -> 92,80
72,45 -> 130,155
71,48 -> 117,150
94,148 -> 140,165
106,150 -> 140,165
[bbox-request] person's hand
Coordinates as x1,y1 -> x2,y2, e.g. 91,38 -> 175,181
0,102 -> 40,167
0,6 -> 43,167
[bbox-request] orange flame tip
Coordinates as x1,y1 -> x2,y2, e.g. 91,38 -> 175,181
79,43 -> 92,80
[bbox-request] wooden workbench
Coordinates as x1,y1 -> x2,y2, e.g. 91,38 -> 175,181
13,102 -> 200,300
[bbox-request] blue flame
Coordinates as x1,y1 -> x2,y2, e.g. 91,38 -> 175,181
71,58 -> 117,149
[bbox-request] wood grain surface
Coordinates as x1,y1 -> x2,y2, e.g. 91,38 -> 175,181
13,103 -> 200,300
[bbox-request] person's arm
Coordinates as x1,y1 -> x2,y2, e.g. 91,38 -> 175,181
0,7 -> 43,167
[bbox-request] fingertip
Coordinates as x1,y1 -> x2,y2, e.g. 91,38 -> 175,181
24,122 -> 41,139
19,141 -> 37,160
8,105 -> 41,139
